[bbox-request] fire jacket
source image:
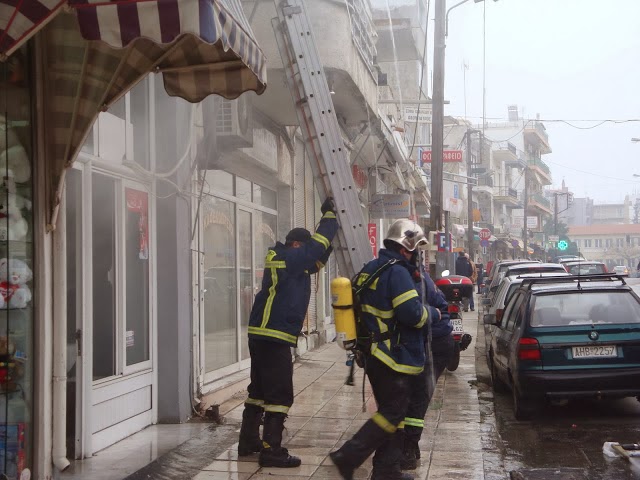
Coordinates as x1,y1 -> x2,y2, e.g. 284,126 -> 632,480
356,249 -> 439,375
423,274 -> 452,338
248,212 -> 338,346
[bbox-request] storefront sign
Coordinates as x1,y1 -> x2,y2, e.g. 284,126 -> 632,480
370,194 -> 411,219
419,149 -> 463,165
404,106 -> 432,123
368,223 -> 377,258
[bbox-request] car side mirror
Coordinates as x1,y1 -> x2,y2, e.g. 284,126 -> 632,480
483,314 -> 496,325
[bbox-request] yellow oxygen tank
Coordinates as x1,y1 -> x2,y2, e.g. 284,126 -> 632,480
331,277 -> 358,350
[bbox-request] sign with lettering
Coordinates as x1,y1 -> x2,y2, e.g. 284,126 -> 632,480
370,194 -> 411,219
419,149 -> 463,165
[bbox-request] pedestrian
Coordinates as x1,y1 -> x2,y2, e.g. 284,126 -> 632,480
475,262 -> 484,294
330,219 -> 439,480
237,197 -> 338,468
400,269 -> 452,470
454,251 -> 473,311
466,254 -> 477,312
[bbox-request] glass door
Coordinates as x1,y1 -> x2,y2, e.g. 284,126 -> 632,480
238,208 -> 253,361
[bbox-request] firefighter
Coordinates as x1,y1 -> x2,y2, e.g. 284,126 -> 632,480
330,219 -> 439,480
400,269 -> 452,470
237,197 -> 338,468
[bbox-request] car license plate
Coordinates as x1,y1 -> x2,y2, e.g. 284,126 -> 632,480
571,345 -> 617,358
451,318 -> 464,334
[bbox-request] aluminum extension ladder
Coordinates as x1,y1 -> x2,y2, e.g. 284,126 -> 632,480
272,0 -> 373,278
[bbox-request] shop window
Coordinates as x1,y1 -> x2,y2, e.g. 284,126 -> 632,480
0,46 -> 34,479
208,170 -> 234,196
236,177 -> 252,203
253,185 -> 277,210
202,197 -> 237,372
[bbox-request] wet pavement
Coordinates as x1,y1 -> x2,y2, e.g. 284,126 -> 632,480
477,312 -> 640,480
121,308 -> 500,479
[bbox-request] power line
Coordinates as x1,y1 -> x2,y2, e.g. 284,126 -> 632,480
545,159 -> 640,184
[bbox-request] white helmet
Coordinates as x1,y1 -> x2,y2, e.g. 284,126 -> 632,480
383,219 -> 428,252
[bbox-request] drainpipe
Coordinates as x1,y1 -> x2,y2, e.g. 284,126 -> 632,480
52,200 -> 70,471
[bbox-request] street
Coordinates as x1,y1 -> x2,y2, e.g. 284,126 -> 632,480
477,314 -> 640,480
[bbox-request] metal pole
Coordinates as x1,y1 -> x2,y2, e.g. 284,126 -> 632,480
444,210 -> 451,271
554,193 -> 558,236
523,165 -> 529,258
430,0 -> 446,233
467,130 -> 474,258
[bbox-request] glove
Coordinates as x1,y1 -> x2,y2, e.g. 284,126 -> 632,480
321,197 -> 336,215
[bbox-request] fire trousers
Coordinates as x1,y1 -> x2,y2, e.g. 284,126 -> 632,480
246,338 -> 294,415
403,333 -> 455,441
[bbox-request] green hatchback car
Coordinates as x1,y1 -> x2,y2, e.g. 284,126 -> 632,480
484,274 -> 640,420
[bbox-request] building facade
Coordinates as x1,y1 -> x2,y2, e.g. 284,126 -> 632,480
568,224 -> 640,269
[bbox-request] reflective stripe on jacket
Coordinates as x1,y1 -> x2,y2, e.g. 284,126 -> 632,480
248,212 -> 338,346
357,249 -> 429,375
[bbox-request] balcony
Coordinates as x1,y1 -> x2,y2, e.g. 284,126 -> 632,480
371,0 -> 425,62
246,0 -> 378,127
524,121 -> 552,154
474,175 -> 494,195
493,187 -> 521,207
528,157 -> 553,185
528,192 -> 553,216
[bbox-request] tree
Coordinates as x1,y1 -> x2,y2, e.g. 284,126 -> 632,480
602,245 -> 640,268
542,219 -> 568,237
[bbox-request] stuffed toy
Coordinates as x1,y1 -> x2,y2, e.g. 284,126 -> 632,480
0,114 -> 19,154
0,336 -> 16,356
0,144 -> 30,184
0,192 -> 29,241
0,258 -> 32,309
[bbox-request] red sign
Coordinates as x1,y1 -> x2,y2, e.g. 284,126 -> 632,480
368,223 -> 378,258
420,149 -> 463,164
479,228 -> 492,241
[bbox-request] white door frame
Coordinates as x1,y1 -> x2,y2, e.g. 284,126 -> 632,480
71,157 -> 157,457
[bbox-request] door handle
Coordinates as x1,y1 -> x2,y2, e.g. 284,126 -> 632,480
75,329 -> 82,356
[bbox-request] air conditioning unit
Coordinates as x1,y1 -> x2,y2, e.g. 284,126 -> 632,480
216,96 -> 253,150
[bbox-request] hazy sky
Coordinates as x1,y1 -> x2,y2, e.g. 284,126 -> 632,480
437,0 -> 640,203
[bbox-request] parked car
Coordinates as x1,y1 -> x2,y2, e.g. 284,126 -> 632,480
484,260 -> 540,304
562,260 -> 608,275
553,255 -> 584,263
613,265 -> 630,277
484,271 -> 571,331
484,273 -> 640,420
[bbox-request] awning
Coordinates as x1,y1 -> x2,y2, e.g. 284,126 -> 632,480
2,1 -> 267,97
1,0 -> 267,228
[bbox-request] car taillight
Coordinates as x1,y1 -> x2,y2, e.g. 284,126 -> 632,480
448,304 -> 460,314
603,265 -> 608,273
496,309 -> 504,322
518,337 -> 541,361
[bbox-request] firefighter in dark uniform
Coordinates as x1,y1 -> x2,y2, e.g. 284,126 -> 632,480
330,219 -> 439,480
400,270 -> 453,470
237,198 -> 338,468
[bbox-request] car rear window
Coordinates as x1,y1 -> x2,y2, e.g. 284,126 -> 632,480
531,291 -> 640,327
566,264 -> 606,275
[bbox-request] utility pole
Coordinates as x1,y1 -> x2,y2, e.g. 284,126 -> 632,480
430,0 -> 446,233
523,166 -> 529,259
467,131 -> 474,257
554,192 -> 559,236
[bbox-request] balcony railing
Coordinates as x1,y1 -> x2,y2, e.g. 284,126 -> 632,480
529,156 -> 551,175
346,0 -> 378,76
507,142 -> 517,155
534,122 -> 549,145
495,187 -> 519,199
530,193 -> 551,209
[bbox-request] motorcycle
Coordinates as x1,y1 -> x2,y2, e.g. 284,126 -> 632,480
434,271 -> 474,372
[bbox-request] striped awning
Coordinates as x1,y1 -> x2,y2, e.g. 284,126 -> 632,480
1,0 -> 266,99
1,0 -> 267,227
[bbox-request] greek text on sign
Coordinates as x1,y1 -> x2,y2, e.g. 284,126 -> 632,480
404,106 -> 432,123
548,235 -> 559,242
370,194 -> 411,219
368,223 -> 378,259
420,150 -> 463,164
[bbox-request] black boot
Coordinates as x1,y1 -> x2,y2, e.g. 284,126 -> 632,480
400,435 -> 419,470
238,404 -> 263,456
372,431 -> 414,480
259,413 -> 301,468
329,418 -> 391,479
